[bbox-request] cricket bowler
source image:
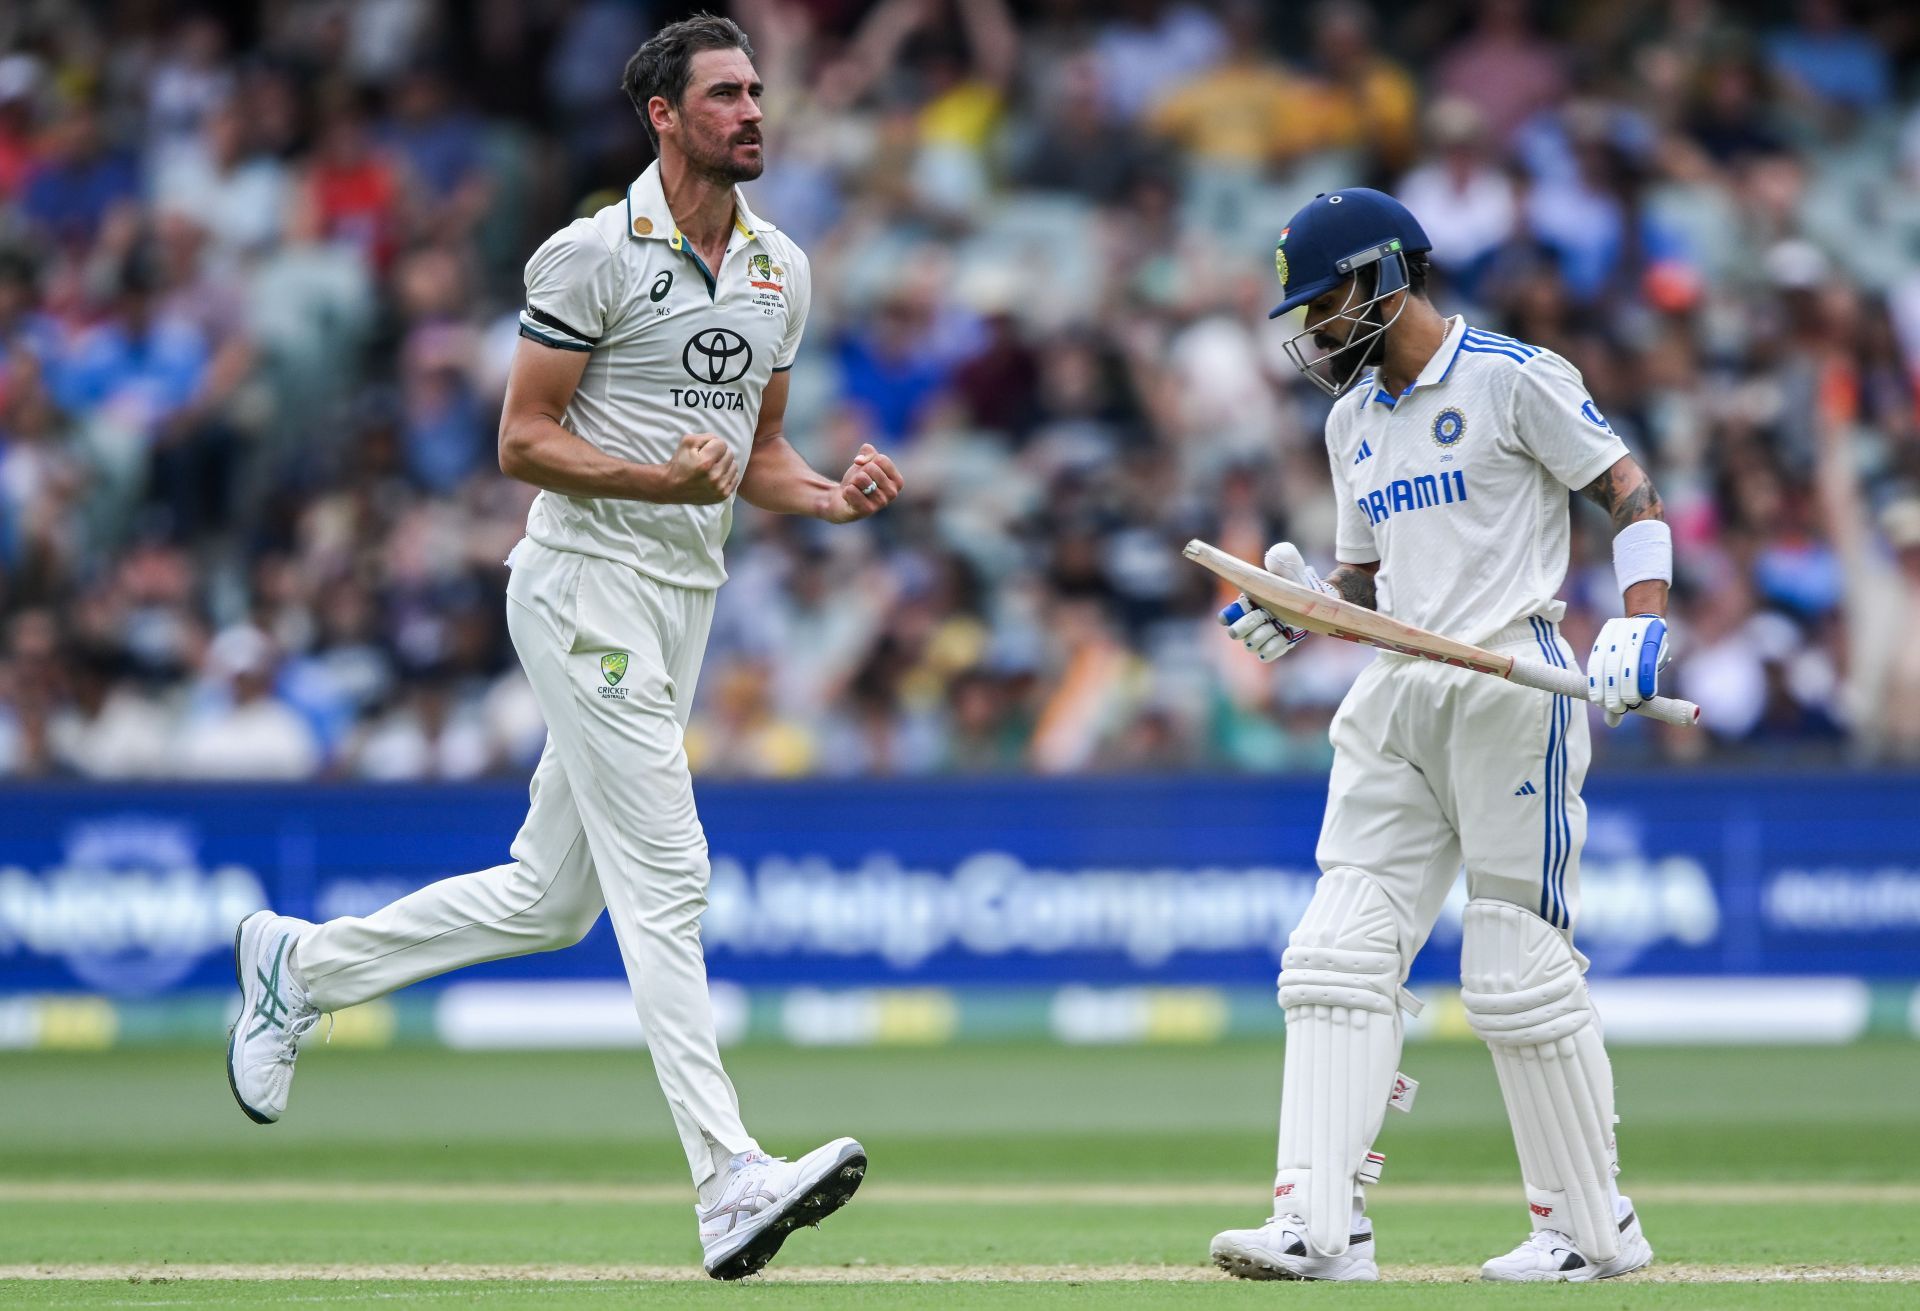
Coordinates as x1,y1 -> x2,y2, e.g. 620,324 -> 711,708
1208,188 -> 1666,1282
224,14 -> 900,1280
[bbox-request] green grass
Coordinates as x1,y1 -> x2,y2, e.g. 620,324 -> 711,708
10,1286 -> 1920,1310
1,1041 -> 1917,1307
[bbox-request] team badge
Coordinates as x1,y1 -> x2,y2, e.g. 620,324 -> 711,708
632,216 -> 653,236
1580,399 -> 1613,431
747,250 -> 785,302
1432,407 -> 1467,448
1274,227 -> 1291,289
600,652 -> 629,686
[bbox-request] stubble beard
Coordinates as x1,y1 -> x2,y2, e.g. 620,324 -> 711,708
689,130 -> 764,185
1315,308 -> 1391,387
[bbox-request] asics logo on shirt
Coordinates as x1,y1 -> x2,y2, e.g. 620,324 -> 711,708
1356,469 -> 1468,526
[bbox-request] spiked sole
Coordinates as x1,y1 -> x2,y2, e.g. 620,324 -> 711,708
225,913 -> 275,1125
1210,1237 -> 1379,1283
1212,1249 -> 1310,1281
705,1142 -> 868,1281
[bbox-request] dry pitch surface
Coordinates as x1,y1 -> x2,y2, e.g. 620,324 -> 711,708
3,1042 -> 1916,1308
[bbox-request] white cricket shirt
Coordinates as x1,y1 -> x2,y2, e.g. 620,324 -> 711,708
1326,316 -> 1628,647
515,162 -> 811,589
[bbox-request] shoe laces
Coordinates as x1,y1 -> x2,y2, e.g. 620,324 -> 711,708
279,1005 -> 321,1060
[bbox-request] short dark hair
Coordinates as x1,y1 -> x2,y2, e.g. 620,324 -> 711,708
621,13 -> 754,151
1405,250 -> 1431,299
1355,250 -> 1429,306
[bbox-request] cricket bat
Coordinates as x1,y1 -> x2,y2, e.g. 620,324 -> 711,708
1184,539 -> 1700,728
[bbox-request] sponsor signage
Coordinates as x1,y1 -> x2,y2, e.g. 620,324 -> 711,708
2,775 -> 1917,996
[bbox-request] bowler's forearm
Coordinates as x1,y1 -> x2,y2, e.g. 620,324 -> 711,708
498,416 -> 666,501
739,432 -> 837,518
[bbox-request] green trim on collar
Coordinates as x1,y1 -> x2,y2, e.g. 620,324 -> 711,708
669,230 -> 719,301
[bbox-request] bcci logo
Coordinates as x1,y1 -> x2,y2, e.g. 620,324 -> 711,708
1432,407 -> 1467,448
1274,227 -> 1290,290
598,652 -> 629,700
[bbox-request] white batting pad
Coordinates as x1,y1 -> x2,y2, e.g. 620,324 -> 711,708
1460,899 -> 1621,1262
1274,867 -> 1407,1256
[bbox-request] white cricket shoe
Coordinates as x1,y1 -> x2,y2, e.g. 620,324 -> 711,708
225,910 -> 318,1124
1210,1213 -> 1379,1282
1480,1196 -> 1653,1282
698,1137 -> 867,1280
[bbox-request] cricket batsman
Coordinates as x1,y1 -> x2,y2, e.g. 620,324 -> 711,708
224,14 -> 900,1280
1208,189 -> 1665,1282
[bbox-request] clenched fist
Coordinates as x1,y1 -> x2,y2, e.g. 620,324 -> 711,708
660,433 -> 740,504
823,443 -> 903,523
1218,542 -> 1331,663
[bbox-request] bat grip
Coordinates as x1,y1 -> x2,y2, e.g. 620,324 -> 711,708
1506,658 -> 1701,728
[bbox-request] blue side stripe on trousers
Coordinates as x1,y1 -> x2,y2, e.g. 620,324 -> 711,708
1543,617 -> 1570,929
1529,618 -> 1561,926
1531,617 -> 1573,929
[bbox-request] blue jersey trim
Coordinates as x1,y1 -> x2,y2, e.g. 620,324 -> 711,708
1459,340 -> 1531,365
1464,328 -> 1540,357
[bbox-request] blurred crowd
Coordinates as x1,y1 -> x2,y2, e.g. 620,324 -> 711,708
2,0 -> 1920,782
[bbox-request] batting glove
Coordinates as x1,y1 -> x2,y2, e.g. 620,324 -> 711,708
1216,543 -> 1333,664
1587,614 -> 1672,727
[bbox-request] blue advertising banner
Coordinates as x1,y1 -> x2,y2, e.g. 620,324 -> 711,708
2,774 -> 1917,998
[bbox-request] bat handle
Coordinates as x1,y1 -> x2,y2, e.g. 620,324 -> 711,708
1506,658 -> 1701,728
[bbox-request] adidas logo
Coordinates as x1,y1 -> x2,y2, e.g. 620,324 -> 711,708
1354,440 -> 1373,464
1514,781 -> 1537,796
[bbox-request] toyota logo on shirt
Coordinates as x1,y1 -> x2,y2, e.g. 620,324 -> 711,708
682,329 -> 753,385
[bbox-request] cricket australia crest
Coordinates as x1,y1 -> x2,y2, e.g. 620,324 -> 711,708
598,652 -> 630,700
748,251 -> 786,311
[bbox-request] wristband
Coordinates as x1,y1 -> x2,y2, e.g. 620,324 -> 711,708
1612,519 -> 1672,594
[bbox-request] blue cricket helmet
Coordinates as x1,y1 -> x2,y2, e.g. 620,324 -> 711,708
1269,188 -> 1432,319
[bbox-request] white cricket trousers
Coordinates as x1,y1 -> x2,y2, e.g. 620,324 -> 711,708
1317,616 -> 1592,950
296,538 -> 756,1188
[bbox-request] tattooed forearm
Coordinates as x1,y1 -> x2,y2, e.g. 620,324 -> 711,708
1326,564 -> 1378,611
1580,456 -> 1664,533
1583,455 -> 1670,614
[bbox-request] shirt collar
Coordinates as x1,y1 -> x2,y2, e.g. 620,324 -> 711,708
1365,315 -> 1469,410
1418,314 -> 1470,388
624,160 -> 765,247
